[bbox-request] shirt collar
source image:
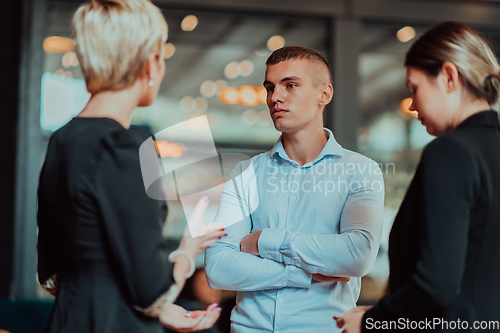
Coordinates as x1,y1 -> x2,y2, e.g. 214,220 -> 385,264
270,128 -> 343,165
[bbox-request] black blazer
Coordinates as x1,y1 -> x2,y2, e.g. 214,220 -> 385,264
363,111 -> 500,332
37,117 -> 173,333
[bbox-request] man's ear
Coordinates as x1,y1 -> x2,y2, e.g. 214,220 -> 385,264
319,83 -> 334,106
440,61 -> 460,93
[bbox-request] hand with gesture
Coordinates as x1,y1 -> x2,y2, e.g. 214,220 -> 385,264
160,303 -> 221,332
172,197 -> 226,287
334,305 -> 371,333
178,196 -> 226,258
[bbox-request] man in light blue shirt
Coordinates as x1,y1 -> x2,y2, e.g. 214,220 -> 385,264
205,46 -> 384,332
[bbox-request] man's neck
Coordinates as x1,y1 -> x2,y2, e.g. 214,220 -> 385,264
281,125 -> 328,166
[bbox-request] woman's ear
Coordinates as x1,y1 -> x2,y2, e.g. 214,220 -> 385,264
440,61 -> 460,93
319,84 -> 334,106
144,53 -> 159,81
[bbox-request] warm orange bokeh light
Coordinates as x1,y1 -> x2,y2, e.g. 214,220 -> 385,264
152,140 -> 160,155
400,98 -> 418,118
239,86 -> 259,106
164,43 -> 176,59
181,15 -> 198,31
155,140 -> 185,158
267,35 -> 285,51
44,36 -> 73,53
218,86 -> 267,106
397,26 -> 416,43
218,87 -> 239,104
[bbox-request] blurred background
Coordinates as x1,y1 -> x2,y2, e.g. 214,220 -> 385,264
2,0 -> 500,332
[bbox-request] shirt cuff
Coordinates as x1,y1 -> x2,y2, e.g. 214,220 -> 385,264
286,265 -> 312,288
258,228 -> 286,263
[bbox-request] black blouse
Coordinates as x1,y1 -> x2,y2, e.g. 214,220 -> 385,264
37,117 -> 174,333
363,111 -> 500,332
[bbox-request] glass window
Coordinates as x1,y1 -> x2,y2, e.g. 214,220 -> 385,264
357,22 -> 434,302
42,4 -> 330,149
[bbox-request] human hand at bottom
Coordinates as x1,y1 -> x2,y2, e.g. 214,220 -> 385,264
159,303 -> 221,332
335,305 -> 372,333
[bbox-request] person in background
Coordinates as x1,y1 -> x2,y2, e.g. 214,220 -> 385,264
336,21 -> 500,333
205,46 -> 385,332
37,0 -> 225,332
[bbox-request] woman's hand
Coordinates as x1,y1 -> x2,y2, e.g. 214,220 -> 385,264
312,274 -> 350,283
159,303 -> 221,332
335,305 -> 372,333
178,197 -> 226,259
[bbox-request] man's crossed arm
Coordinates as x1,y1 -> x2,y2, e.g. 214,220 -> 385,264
205,161 -> 384,291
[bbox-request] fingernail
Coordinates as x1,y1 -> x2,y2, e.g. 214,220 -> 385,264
224,233 -> 228,236
204,196 -> 209,202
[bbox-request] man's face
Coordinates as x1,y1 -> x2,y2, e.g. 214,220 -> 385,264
264,59 -> 325,133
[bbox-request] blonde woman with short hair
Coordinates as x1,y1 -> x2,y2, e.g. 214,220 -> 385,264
37,0 -> 224,332
337,21 -> 500,333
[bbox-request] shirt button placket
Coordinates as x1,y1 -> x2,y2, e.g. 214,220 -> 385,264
291,167 -> 300,201
285,166 -> 296,228
274,290 -> 281,333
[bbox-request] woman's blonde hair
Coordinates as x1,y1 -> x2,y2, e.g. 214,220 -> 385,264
72,0 -> 168,94
405,22 -> 500,110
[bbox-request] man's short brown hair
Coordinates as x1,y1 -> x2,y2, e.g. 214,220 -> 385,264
266,46 -> 332,86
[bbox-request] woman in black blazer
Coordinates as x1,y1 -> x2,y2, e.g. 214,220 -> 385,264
37,0 -> 225,332
336,22 -> 500,332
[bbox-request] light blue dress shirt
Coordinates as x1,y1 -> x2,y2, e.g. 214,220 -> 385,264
205,128 -> 384,333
